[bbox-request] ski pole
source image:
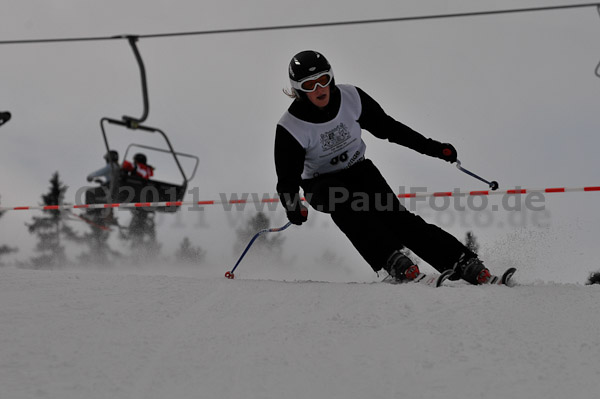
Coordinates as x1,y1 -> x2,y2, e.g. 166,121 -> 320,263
455,159 -> 499,191
224,222 -> 293,280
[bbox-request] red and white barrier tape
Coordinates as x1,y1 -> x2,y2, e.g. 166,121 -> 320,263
1,185 -> 599,212
396,186 -> 600,198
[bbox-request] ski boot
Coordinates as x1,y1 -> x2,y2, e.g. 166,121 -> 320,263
384,250 -> 420,283
453,254 -> 492,285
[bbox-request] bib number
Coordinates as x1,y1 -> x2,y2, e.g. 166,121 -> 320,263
330,151 -> 349,165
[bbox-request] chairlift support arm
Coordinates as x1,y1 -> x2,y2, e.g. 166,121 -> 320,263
118,35 -> 149,127
99,36 -> 190,188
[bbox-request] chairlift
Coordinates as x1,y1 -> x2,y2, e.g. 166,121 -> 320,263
97,118 -> 199,212
86,36 -> 199,213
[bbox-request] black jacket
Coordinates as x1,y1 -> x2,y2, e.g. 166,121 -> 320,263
274,85 -> 448,210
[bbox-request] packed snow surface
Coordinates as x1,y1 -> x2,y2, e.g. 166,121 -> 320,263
1,267 -> 599,399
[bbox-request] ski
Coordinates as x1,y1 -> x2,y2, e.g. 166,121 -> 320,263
478,267 -> 518,286
70,212 -> 111,231
434,269 -> 455,287
496,267 -> 517,286
382,268 -> 516,288
440,267 -> 518,287
382,269 -> 454,287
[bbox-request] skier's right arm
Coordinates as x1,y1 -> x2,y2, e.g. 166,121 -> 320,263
275,125 -> 308,225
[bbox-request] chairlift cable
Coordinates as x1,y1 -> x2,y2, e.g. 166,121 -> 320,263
0,3 -> 598,45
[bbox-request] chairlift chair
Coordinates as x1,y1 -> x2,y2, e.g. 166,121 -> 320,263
85,36 -> 199,213
97,120 -> 198,212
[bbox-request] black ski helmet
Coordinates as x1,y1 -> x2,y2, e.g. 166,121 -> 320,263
133,153 -> 147,165
103,150 -> 119,163
288,50 -> 334,100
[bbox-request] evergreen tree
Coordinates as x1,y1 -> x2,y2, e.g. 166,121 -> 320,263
234,212 -> 284,258
0,196 -> 18,265
464,231 -> 480,255
120,209 -> 161,265
66,217 -> 121,267
0,245 -> 17,266
175,237 -> 206,264
26,172 -> 77,269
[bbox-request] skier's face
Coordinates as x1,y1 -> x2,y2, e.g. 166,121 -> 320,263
306,84 -> 330,109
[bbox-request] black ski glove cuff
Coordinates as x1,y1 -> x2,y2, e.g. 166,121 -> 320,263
280,193 -> 308,226
286,205 -> 308,225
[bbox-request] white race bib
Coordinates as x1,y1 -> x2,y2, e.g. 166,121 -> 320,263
278,84 -> 366,179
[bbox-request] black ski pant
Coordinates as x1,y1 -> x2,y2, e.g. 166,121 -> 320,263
301,159 -> 474,273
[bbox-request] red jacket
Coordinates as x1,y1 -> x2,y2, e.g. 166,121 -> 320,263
122,161 -> 154,179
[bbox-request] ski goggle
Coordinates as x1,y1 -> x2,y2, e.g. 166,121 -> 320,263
291,70 -> 333,92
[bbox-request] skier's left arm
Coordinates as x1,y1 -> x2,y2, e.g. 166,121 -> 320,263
356,87 -> 457,163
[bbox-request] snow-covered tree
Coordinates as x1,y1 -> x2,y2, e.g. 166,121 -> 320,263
0,203 -> 17,265
120,209 -> 161,265
175,237 -> 206,264
234,212 -> 284,258
0,245 -> 17,266
26,172 -> 76,269
0,195 -> 18,265
68,218 -> 121,267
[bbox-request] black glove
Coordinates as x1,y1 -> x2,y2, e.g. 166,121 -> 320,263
286,205 -> 308,226
439,143 -> 457,163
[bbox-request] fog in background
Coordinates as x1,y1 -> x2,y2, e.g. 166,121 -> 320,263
1,0 -> 599,282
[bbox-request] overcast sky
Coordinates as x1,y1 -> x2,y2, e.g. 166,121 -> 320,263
1,0 -> 599,281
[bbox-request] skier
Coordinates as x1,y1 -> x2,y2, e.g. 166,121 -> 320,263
275,50 -> 491,285
87,150 -> 121,184
85,150 -> 121,225
122,153 -> 154,180
86,150 -> 121,203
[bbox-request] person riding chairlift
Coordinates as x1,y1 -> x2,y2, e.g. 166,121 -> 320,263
84,150 -> 121,224
86,150 -> 120,202
87,150 -> 120,185
122,153 -> 154,180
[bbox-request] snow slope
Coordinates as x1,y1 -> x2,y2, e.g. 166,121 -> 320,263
1,267 -> 599,399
